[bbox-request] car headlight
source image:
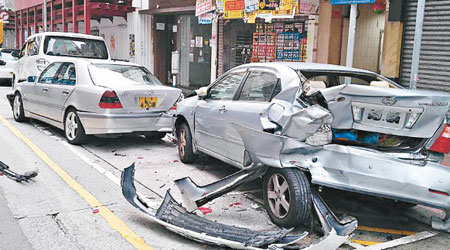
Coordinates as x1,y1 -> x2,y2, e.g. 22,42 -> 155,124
405,112 -> 421,129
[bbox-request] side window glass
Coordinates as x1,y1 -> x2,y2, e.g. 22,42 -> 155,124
27,41 -> 35,56
239,71 -> 279,102
31,37 -> 41,56
209,71 -> 246,100
38,63 -> 63,84
20,43 -> 26,57
55,63 -> 76,85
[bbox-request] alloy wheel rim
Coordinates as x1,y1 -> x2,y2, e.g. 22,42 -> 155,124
267,173 -> 291,218
65,112 -> 78,140
179,129 -> 186,157
13,95 -> 20,119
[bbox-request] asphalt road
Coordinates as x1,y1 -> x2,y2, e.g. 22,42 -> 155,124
0,86 -> 449,250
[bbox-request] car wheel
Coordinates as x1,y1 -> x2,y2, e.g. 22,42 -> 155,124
263,168 -> 312,228
177,122 -> 197,163
64,109 -> 87,145
144,132 -> 166,140
13,92 -> 27,122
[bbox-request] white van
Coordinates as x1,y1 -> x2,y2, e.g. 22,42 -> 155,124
13,32 -> 110,86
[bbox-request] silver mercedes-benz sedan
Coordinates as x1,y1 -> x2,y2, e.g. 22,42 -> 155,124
7,58 -> 182,144
174,62 -> 450,230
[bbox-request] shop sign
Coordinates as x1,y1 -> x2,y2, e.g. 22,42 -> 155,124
299,0 -> 319,14
330,0 -> 375,5
156,23 -> 165,30
216,0 -> 225,12
224,0 -> 245,19
245,0 -> 258,13
195,0 -> 214,16
259,0 -> 281,11
198,12 -> 214,24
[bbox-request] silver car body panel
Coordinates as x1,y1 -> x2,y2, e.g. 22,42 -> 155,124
14,58 -> 181,135
320,84 -> 450,138
234,123 -> 450,211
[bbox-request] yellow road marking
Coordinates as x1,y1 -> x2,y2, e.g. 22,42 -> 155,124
350,239 -> 381,246
0,115 -> 153,250
357,226 -> 417,236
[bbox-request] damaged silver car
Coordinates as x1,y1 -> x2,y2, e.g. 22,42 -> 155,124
174,62 -> 450,230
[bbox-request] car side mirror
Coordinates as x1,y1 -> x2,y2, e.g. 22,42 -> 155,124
11,51 -> 19,58
0,60 -> 6,66
27,76 -> 37,82
196,87 -> 208,99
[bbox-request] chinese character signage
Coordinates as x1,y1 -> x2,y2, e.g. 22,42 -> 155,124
298,0 -> 319,14
259,0 -> 281,11
196,0 -> 214,16
245,0 -> 259,13
330,0 -> 375,5
224,0 -> 245,19
198,12 -> 214,24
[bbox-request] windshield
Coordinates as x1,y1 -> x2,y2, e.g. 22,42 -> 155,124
88,64 -> 162,86
44,36 -> 108,59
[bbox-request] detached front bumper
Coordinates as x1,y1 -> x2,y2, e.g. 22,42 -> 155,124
78,111 -> 173,135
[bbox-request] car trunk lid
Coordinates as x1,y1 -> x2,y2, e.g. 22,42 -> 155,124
110,85 -> 181,113
319,84 -> 450,139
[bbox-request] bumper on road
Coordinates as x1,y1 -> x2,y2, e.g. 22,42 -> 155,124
78,111 -> 173,135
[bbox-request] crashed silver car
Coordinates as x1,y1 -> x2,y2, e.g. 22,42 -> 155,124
174,62 -> 450,230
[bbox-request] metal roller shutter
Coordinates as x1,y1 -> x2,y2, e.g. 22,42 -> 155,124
400,0 -> 450,91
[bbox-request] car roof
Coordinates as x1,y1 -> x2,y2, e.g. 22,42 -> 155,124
239,62 -> 374,74
27,32 -> 105,42
49,57 -> 141,68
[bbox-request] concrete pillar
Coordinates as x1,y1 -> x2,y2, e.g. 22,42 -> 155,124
316,0 -> 343,65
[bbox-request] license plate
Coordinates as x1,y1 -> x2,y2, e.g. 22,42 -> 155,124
139,97 -> 158,109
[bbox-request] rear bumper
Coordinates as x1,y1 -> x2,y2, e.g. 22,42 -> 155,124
78,111 -> 173,135
234,123 -> 450,211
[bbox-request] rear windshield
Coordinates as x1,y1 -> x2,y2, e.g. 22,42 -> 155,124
43,36 -> 108,59
88,64 -> 162,86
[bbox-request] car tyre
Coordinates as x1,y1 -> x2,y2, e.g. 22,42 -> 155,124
177,122 -> 197,163
13,92 -> 27,122
263,168 -> 312,228
64,109 -> 87,145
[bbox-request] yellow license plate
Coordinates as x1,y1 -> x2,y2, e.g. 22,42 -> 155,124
139,97 -> 158,109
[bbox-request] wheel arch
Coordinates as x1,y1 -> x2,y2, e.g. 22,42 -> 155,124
63,105 -> 78,122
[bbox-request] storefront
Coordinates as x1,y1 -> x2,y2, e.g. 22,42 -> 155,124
143,0 -> 212,88
216,0 -> 319,75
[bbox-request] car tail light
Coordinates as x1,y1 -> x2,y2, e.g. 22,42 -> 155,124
405,112 -> 422,129
170,104 -> 177,111
99,91 -> 123,109
429,124 -> 450,154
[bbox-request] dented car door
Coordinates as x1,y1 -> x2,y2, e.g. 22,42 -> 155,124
224,69 -> 281,164
194,70 -> 247,158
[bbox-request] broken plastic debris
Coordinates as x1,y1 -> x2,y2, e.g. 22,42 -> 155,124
93,208 -> 100,214
173,159 -> 179,163
198,207 -> 212,215
229,201 -> 243,207
138,156 -> 144,159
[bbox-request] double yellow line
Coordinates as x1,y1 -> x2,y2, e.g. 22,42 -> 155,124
0,115 -> 153,250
